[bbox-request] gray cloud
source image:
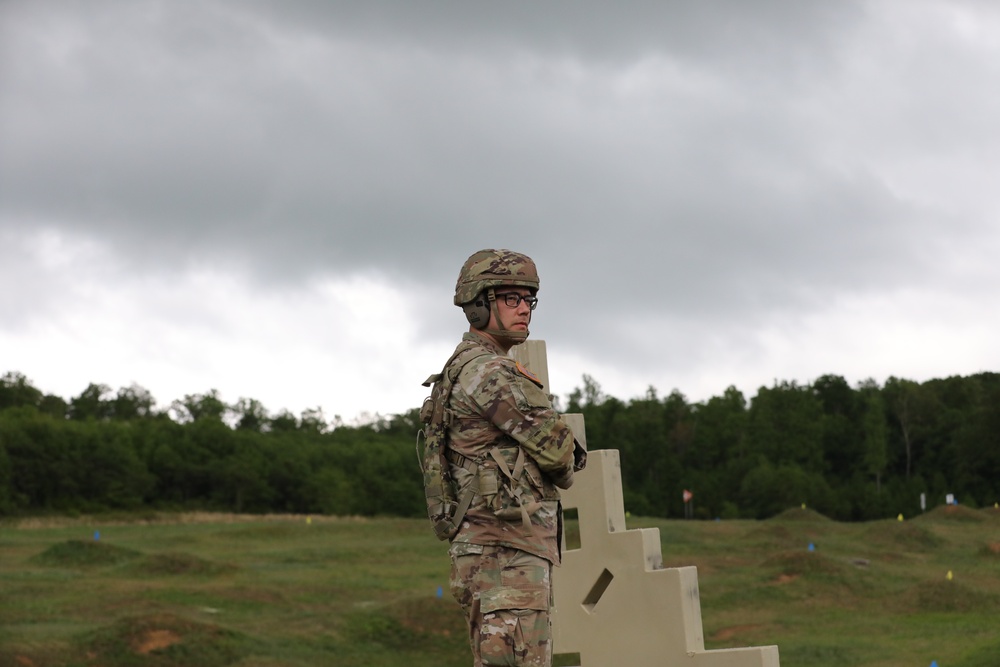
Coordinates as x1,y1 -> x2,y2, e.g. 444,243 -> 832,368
2,0 -> 998,404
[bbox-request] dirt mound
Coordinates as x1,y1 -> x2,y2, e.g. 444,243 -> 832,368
746,523 -> 823,553
861,520 -> 943,552
131,552 -> 237,576
979,542 -> 1000,558
31,539 -> 141,568
916,504 -> 988,523
82,613 -> 245,666
905,579 -> 1000,613
136,628 -> 182,654
748,524 -> 795,542
345,596 -> 467,655
768,507 -> 831,523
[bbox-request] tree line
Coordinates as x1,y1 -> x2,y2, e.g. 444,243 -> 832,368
0,373 -> 421,518
566,372 -> 1000,520
1,370 -> 997,521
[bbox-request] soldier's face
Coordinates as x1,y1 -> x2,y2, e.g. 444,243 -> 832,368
491,287 -> 534,333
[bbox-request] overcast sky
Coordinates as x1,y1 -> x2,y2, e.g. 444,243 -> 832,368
2,0 -> 998,424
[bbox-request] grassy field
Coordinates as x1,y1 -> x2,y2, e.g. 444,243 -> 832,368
1,506 -> 998,667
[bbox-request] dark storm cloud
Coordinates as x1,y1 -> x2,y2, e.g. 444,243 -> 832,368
0,0 -> 865,277
241,0 -> 861,68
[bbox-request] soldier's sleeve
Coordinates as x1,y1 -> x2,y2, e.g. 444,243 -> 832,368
461,358 -> 575,487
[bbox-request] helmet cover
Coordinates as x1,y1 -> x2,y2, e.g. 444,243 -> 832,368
454,249 -> 539,306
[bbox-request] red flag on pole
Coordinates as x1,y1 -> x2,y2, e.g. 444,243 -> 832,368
683,489 -> 693,503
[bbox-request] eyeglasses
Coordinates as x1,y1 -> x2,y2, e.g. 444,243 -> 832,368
496,292 -> 538,310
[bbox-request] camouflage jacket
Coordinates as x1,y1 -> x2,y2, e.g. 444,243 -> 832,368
446,332 -> 576,564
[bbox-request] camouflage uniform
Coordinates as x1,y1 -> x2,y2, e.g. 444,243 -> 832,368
445,331 -> 577,667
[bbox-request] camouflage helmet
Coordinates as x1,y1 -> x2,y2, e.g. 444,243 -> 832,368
454,249 -> 539,306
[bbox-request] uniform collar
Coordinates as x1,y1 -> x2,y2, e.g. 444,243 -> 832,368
463,330 -> 509,356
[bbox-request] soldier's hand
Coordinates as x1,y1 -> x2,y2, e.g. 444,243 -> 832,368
572,439 -> 587,472
551,469 -> 574,490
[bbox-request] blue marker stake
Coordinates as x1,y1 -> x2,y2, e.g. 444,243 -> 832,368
94,531 -> 100,541
930,661 -> 938,667
436,586 -> 443,599
808,542 -> 815,552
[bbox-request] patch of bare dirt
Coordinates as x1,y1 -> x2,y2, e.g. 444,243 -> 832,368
135,629 -> 182,654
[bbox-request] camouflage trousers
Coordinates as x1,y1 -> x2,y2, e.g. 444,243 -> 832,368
449,542 -> 553,667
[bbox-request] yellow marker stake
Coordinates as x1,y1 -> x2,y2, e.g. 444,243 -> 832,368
897,513 -> 904,522
946,570 -> 953,581
306,517 -> 312,525
801,503 -> 806,510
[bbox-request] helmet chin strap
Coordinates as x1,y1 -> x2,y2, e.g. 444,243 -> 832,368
483,288 -> 529,346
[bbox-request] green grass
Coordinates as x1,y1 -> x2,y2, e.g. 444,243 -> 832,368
1,506 -> 998,666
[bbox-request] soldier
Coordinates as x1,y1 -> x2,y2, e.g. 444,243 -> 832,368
438,248 -> 584,666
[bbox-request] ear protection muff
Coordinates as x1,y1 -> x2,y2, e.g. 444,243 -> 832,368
462,290 -> 492,329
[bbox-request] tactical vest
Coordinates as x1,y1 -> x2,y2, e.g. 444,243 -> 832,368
418,340 -> 546,541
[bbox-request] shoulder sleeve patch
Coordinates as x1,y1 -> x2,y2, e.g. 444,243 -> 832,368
515,361 -> 544,389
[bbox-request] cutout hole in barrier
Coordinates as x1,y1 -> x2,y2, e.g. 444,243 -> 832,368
563,507 -> 581,551
582,568 -> 614,613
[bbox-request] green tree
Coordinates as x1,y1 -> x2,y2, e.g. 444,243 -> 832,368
234,397 -> 269,432
0,436 -> 12,513
689,386 -> 747,470
69,383 -> 113,421
688,386 -> 747,517
0,372 -> 42,411
952,384 -> 1000,505
145,418 -> 221,505
299,406 -> 329,434
112,384 -> 156,420
74,421 -> 154,508
214,430 -> 273,512
566,374 -> 604,412
329,425 -> 422,517
172,390 -> 228,423
812,374 -> 863,482
269,409 -> 299,432
1,407 -> 79,510
860,383 -> 888,495
263,432 -> 317,512
746,381 -> 824,471
304,466 -> 356,515
37,394 -> 68,419
739,461 -> 834,519
883,377 -> 922,479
